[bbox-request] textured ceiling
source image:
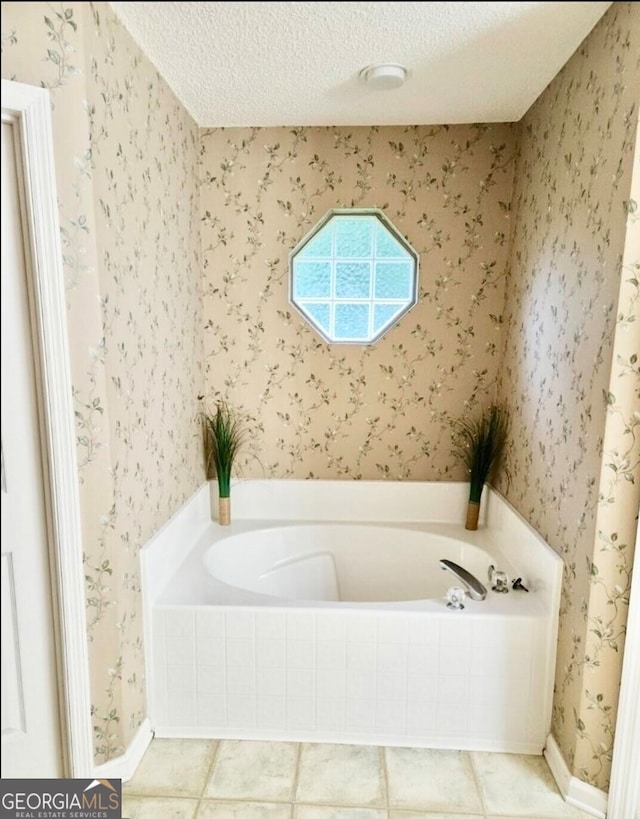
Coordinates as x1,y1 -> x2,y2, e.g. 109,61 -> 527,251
109,1 -> 612,127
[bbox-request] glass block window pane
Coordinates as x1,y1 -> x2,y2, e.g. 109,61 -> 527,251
375,223 -> 406,257
290,209 -> 418,344
335,303 -> 370,340
298,228 -> 333,259
335,218 -> 373,257
374,261 -> 413,299
292,261 -> 331,299
373,303 -> 404,334
304,302 -> 331,336
336,262 -> 371,299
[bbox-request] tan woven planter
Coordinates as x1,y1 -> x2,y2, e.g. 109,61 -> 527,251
465,501 -> 480,531
209,482 -> 231,525
218,496 -> 231,526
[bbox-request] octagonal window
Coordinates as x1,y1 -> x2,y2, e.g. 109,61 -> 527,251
289,209 -> 419,344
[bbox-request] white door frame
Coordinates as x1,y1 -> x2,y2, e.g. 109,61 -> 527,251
1,79 -> 93,777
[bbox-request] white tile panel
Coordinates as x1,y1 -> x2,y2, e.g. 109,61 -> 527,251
196,610 -> 225,638
286,612 -> 316,641
226,666 -> 255,695
346,670 -> 377,700
167,666 -> 196,693
256,639 -> 285,669
346,641 -> 376,672
316,613 -> 347,641
256,668 -> 285,697
377,615 -> 409,644
406,700 -> 437,734
197,667 -> 225,695
226,640 -> 255,669
225,611 -> 255,641
256,611 -> 286,640
198,696 -> 226,726
376,672 -> 406,701
257,696 -> 286,729
196,638 -> 225,667
407,644 -> 437,675
345,698 -> 375,732
377,641 -> 408,672
165,609 -> 194,638
287,639 -> 315,669
316,668 -> 345,699
407,673 -> 438,703
286,697 -> 315,729
286,669 -> 314,698
316,698 -> 346,731
226,694 -> 256,727
347,614 -> 377,643
316,640 -> 346,670
375,699 -> 406,732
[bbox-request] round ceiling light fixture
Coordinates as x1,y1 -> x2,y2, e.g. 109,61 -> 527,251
359,63 -> 407,91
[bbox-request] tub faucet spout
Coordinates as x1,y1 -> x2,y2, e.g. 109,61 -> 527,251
440,559 -> 487,601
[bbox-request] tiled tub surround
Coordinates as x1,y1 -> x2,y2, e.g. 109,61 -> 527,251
142,481 -> 563,754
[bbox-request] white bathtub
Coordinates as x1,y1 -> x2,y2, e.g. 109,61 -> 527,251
203,524 -> 496,603
143,481 -> 563,753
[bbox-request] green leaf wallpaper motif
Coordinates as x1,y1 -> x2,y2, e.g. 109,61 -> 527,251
1,1 -> 202,763
200,124 -> 516,481
2,0 -> 638,789
84,1 -> 203,761
495,2 -> 640,790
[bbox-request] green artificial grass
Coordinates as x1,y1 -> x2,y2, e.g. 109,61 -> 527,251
453,405 -> 509,503
201,401 -> 245,498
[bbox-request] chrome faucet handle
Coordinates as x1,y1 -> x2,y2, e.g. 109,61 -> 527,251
446,586 -> 466,610
489,564 -> 509,593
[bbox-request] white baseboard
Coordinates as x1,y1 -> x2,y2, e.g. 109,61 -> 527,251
544,734 -> 608,818
93,717 -> 153,783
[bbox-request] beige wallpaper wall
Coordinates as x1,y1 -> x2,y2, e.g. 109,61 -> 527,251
200,125 -> 516,479
1,2 -> 203,762
496,2 -> 640,789
2,0 -> 638,787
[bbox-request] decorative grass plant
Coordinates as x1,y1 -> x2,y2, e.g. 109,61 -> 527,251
201,401 -> 246,525
452,405 -> 509,530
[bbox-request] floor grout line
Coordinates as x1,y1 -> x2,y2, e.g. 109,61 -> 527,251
381,743 -> 391,811
468,749 -> 490,817
290,741 -> 303,814
199,737 -> 223,799
465,751 -> 488,816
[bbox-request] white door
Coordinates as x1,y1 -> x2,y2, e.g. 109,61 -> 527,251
1,116 -> 64,777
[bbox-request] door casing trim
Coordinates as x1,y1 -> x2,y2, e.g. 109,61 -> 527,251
2,79 -> 93,777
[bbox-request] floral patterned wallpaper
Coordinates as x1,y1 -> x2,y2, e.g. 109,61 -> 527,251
200,124 -> 516,480
1,2 -> 202,762
496,2 -> 640,790
84,4 -> 202,752
2,0 -> 638,788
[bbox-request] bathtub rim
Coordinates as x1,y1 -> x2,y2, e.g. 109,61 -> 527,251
153,520 -> 552,620
140,479 -> 564,616
140,479 -> 564,609
198,520 -> 531,608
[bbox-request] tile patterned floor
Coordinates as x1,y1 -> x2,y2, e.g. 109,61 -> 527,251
123,739 -> 593,819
